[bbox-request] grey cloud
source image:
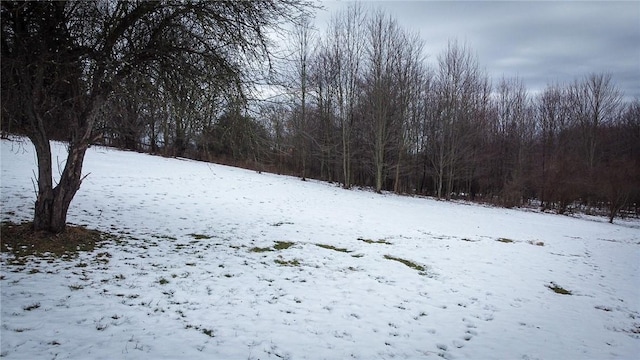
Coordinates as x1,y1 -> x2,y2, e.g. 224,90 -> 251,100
317,0 -> 640,100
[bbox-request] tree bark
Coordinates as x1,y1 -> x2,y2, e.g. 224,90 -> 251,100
31,126 -> 93,233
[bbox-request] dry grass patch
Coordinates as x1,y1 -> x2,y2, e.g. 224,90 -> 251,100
384,255 -> 425,272
188,233 -> 212,240
1,221 -> 109,260
315,244 -> 351,253
274,258 -> 300,267
250,241 -> 295,253
357,237 -> 392,245
547,282 -> 572,295
273,241 -> 295,250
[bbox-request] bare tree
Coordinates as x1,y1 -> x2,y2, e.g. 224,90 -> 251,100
492,76 -> 534,206
393,40 -> 427,194
594,99 -> 640,223
364,10 -> 396,193
1,0 -> 312,233
286,15 -> 317,180
361,11 -> 424,193
327,3 -> 367,188
536,84 -> 570,209
569,73 -> 623,169
310,42 -> 340,181
430,40 -> 488,199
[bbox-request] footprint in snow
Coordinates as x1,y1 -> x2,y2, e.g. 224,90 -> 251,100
462,317 -> 477,328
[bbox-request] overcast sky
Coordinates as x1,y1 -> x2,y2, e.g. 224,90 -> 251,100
313,1 -> 640,101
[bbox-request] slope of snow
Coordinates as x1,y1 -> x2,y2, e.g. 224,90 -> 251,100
1,138 -> 639,359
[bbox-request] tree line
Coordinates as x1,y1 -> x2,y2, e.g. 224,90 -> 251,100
111,5 -> 639,222
266,8 -> 639,223
2,2 -> 638,232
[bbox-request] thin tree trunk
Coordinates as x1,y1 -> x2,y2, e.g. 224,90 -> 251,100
342,133 -> 351,188
393,149 -> 402,194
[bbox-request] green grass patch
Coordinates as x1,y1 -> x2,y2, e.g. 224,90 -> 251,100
188,233 -> 212,240
315,244 -> 351,253
358,237 -> 391,244
497,238 -> 514,243
274,241 -> 295,250
250,241 -> 295,253
274,258 -> 300,267
547,282 -> 572,295
158,277 -> 170,285
384,255 -> 425,272
249,246 -> 274,253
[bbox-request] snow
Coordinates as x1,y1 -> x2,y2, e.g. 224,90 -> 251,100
1,137 -> 639,359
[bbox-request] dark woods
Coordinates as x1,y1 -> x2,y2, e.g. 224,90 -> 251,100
2,2 -> 638,230
105,57 -> 640,222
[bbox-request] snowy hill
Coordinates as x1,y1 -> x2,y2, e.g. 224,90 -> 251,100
1,138 -> 639,359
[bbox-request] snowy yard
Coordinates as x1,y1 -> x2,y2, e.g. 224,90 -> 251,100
1,138 -> 639,359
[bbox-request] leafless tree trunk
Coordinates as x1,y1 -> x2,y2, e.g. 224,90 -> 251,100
287,15 -> 316,180
310,46 -> 340,181
365,11 -> 396,193
430,40 -> 487,199
493,76 -> 533,206
327,3 -> 367,189
362,11 -> 424,193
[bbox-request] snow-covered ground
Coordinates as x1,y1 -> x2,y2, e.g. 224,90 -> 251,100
1,137 -> 639,359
